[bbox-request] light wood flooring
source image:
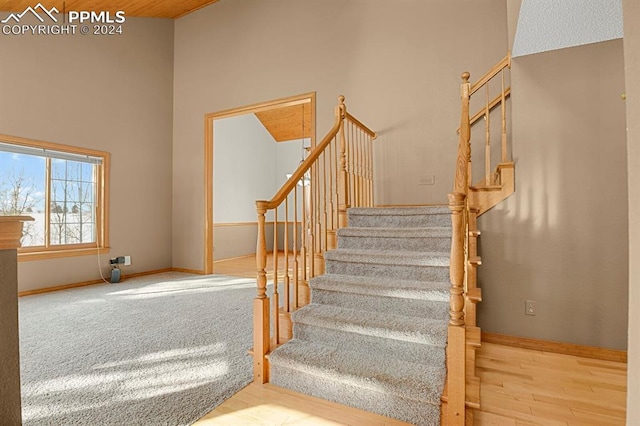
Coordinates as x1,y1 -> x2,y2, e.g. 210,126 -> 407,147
202,254 -> 627,425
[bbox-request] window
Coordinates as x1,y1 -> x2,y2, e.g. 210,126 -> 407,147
0,135 -> 109,259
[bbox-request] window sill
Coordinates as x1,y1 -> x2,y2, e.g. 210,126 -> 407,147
18,246 -> 110,261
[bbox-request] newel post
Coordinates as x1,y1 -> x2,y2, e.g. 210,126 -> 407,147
253,201 -> 270,383
337,95 -> 349,230
446,71 -> 471,425
0,216 -> 33,425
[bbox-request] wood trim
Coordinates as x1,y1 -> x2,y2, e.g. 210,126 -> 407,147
204,93 -> 316,274
0,134 -> 110,255
205,113 -> 214,274
204,93 -> 316,122
214,222 -> 257,227
469,53 -> 511,96
0,216 -> 33,250
457,87 -> 511,133
171,267 -> 206,275
18,246 -> 111,261
344,112 -> 377,139
481,332 -> 628,363
16,267 -> 206,297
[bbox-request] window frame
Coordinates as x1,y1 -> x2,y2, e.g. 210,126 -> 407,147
0,134 -> 110,260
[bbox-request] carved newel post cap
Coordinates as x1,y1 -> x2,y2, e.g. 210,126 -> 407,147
338,95 -> 345,105
461,72 -> 470,82
0,216 -> 34,250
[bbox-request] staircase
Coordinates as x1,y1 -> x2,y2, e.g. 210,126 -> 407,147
252,54 -> 513,426
269,206 -> 451,424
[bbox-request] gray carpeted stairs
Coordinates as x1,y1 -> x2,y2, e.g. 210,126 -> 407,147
269,206 -> 451,425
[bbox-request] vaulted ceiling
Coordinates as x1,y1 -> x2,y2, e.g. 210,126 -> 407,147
255,104 -> 312,143
0,0 -> 220,19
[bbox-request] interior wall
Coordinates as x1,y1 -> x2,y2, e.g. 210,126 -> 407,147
477,39 -> 628,350
214,114 -> 277,223
623,0 -> 639,419
172,0 -> 508,271
212,114 -> 306,260
0,18 -> 175,292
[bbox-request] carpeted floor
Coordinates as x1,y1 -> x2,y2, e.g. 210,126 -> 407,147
18,272 -> 255,425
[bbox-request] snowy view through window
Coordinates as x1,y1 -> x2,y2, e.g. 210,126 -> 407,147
0,151 -> 96,247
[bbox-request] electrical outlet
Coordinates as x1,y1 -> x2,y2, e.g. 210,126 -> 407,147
124,256 -> 131,266
418,175 -> 435,185
525,300 -> 536,316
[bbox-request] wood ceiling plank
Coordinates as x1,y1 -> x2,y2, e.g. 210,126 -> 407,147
255,104 -> 312,142
0,0 -> 221,19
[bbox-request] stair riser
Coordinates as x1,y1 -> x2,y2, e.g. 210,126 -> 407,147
338,235 -> 451,252
311,288 -> 449,320
293,323 -> 446,364
348,214 -> 450,228
270,365 -> 441,425
325,260 -> 449,282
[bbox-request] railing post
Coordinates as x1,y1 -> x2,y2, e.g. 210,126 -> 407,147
459,72 -> 472,190
337,95 -> 349,230
447,71 -> 471,425
254,201 -> 270,384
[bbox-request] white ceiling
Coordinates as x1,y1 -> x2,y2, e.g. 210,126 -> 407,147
513,0 -> 623,57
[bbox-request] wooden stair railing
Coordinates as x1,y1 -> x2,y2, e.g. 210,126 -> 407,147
447,53 -> 512,425
253,96 -> 377,384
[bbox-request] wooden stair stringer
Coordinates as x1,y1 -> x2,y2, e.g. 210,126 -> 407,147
468,162 -> 515,216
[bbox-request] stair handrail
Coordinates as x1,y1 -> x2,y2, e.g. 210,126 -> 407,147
253,95 -> 377,384
447,53 -> 512,425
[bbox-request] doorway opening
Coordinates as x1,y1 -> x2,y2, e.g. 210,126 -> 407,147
203,93 -> 316,274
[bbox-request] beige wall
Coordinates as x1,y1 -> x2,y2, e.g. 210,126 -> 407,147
172,0 -> 508,271
0,18 -> 175,292
623,0 -> 639,420
478,40 -> 628,350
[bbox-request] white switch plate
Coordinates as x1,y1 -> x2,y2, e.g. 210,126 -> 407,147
124,256 -> 131,266
418,176 -> 435,185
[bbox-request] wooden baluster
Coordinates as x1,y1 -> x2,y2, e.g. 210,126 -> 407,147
327,136 -> 336,250
334,135 -> 339,228
337,96 -> 349,230
501,68 -> 508,163
293,185 -> 299,310
254,201 -> 270,383
485,84 -> 491,185
368,137 -> 375,207
356,126 -> 362,207
300,175 -> 309,305
309,160 -> 315,279
272,209 -> 279,346
322,150 -> 328,252
284,198 -> 290,314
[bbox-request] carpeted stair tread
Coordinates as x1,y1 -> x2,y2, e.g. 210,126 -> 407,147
324,249 -> 449,266
310,273 -> 449,302
347,207 -> 451,228
348,206 -> 450,216
337,226 -> 452,238
336,227 -> 452,252
292,303 -> 447,347
269,339 -> 445,406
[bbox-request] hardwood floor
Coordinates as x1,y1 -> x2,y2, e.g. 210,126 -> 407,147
474,342 -> 626,425
204,254 -> 628,425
